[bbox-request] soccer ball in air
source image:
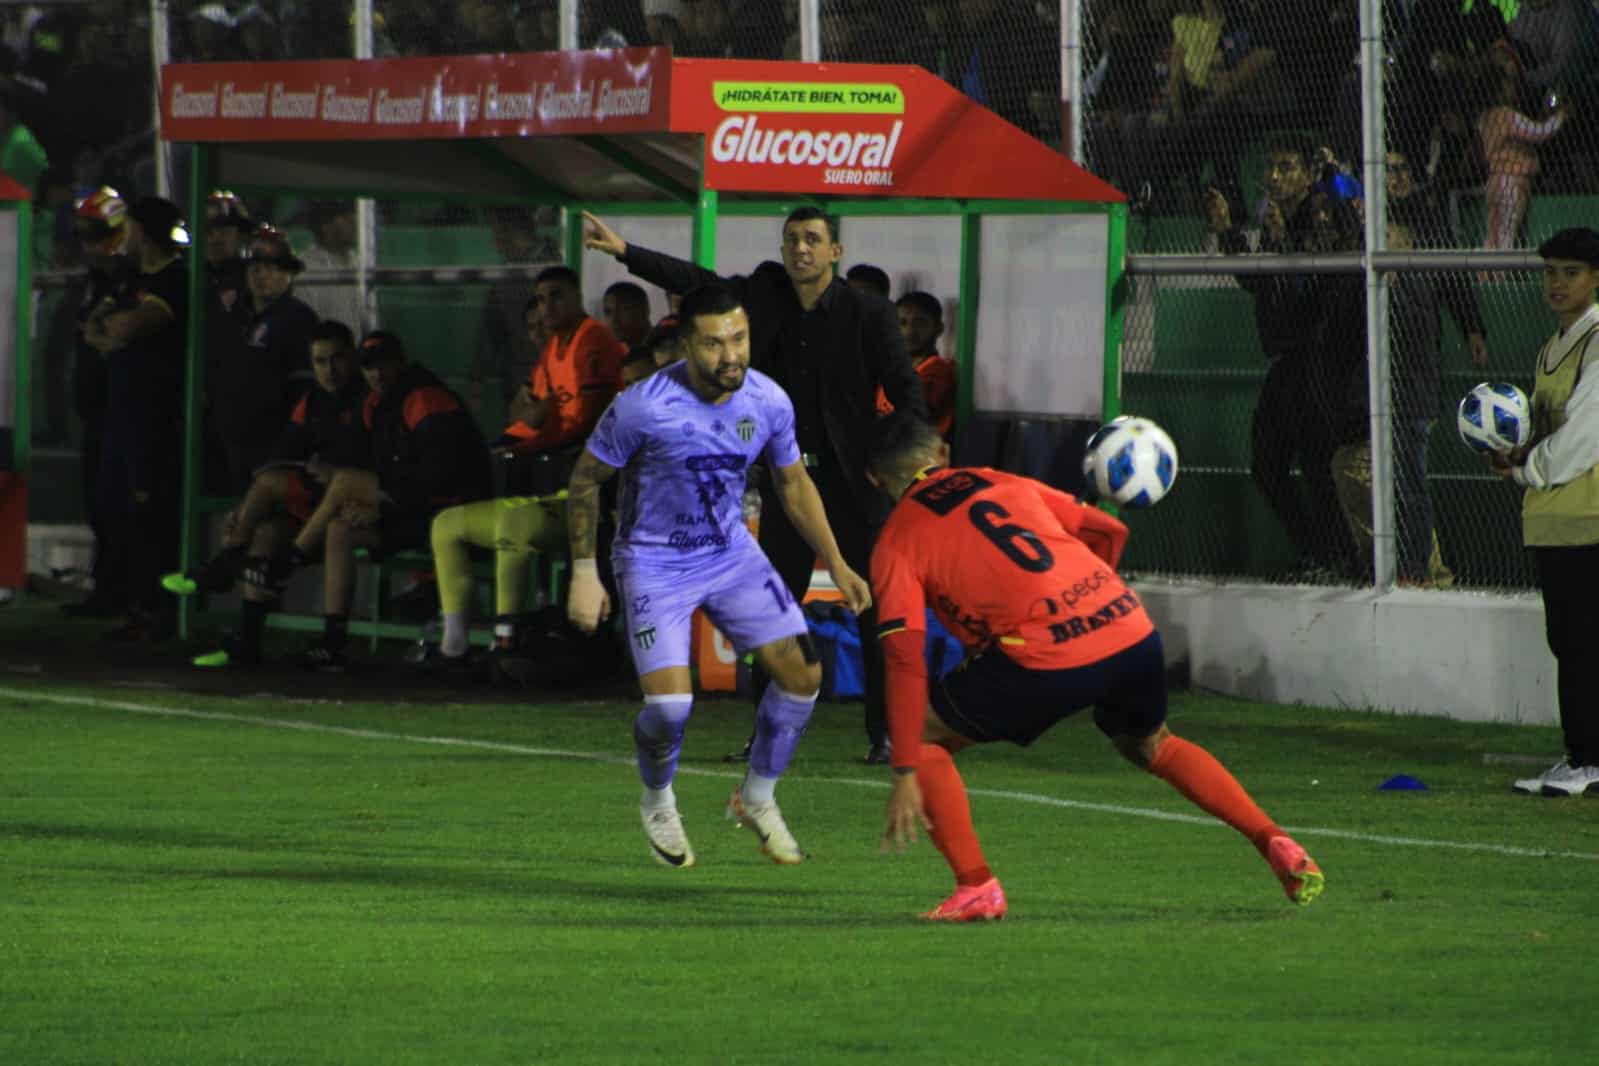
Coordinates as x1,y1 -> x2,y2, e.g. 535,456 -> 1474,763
1082,416 -> 1179,507
1456,382 -> 1531,454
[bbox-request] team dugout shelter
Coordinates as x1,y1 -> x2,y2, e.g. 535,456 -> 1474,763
158,47 -> 1126,645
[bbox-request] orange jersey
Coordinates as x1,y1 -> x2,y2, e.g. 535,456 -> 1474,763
876,353 -> 957,437
504,315 -> 626,451
872,466 -> 1152,671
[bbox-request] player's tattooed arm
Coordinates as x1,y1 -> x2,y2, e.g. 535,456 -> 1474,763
567,448 -> 619,559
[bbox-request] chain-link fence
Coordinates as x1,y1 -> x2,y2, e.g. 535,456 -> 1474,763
19,0 -> 1599,600
1083,0 -> 1599,592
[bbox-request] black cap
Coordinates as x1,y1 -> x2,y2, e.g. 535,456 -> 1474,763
244,226 -> 305,273
358,330 -> 405,367
127,196 -> 189,249
1538,227 -> 1599,269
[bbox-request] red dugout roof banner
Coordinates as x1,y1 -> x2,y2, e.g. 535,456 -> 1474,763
670,59 -> 1122,203
159,49 -> 1122,204
160,47 -> 670,142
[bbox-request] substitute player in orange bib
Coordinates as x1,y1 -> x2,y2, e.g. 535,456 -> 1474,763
866,413 -> 1324,921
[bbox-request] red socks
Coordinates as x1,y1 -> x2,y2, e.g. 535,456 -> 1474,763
1149,735 -> 1281,856
916,744 -> 992,887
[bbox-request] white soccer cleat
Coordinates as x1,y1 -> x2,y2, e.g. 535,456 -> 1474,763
641,806 -> 695,868
1513,759 -> 1570,795
726,790 -> 805,865
1540,761 -> 1599,798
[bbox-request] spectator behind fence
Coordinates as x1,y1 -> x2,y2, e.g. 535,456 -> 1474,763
60,186 -> 132,619
947,0 -> 1057,139
581,206 -> 926,765
1206,135 -> 1362,581
172,321 -> 369,669
602,280 -> 653,350
1499,227 -> 1599,798
298,200 -> 363,332
80,195 -> 188,643
209,225 -> 319,491
877,291 -> 958,440
1507,0 -> 1584,93
1477,40 -> 1566,256
1329,150 -> 1489,588
271,330 -> 493,672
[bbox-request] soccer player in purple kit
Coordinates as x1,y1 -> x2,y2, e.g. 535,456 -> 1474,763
566,286 -> 873,868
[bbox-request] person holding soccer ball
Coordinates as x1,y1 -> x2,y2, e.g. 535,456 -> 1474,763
866,413 -> 1324,920
1492,227 -> 1599,797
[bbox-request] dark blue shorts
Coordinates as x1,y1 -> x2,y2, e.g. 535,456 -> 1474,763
931,630 -> 1167,746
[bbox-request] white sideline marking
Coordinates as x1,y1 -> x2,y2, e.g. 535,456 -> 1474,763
5,686 -> 1598,863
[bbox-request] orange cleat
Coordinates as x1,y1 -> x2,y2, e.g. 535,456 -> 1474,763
1266,835 -> 1325,906
921,877 -> 1007,922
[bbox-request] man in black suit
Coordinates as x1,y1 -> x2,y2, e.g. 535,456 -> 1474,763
582,207 -> 928,763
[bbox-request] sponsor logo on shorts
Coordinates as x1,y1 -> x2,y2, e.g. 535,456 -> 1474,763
634,625 -> 657,650
736,417 -> 757,443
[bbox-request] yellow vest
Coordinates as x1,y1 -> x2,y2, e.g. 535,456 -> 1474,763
1523,320 -> 1599,546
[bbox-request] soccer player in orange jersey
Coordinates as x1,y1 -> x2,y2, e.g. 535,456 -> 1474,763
865,413 -> 1324,921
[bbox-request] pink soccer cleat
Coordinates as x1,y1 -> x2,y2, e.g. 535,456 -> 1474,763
920,877 -> 1007,922
1266,835 -> 1325,906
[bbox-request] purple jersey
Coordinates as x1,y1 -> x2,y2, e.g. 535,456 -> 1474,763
586,361 -> 801,566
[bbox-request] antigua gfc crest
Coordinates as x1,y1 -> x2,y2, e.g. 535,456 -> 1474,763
736,416 -> 757,443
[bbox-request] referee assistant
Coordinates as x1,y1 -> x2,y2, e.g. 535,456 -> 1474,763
583,208 -> 927,762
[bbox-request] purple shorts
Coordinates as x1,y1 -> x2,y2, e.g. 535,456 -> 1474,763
614,538 -> 808,677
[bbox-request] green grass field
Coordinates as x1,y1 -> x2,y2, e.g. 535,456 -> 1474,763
2,666 -> 1594,1065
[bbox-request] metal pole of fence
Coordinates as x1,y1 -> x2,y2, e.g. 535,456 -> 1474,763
354,0 -> 375,334
559,0 -> 578,51
151,0 -> 171,200
1063,0 -> 1083,165
1361,0 -> 1394,589
799,0 -> 820,62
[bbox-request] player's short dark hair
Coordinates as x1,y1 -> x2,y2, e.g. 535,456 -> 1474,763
310,320 -> 356,350
604,281 -> 649,309
534,265 -> 580,289
1264,134 -> 1315,172
679,285 -> 744,333
1538,227 -> 1599,269
358,330 -> 406,367
867,411 -> 944,476
896,291 -> 943,321
846,263 -> 890,296
784,205 -> 839,243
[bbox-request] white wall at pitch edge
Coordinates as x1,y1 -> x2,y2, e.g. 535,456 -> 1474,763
1139,580 -> 1557,726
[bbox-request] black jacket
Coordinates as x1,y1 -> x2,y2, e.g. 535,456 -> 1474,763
209,289 -> 319,450
619,244 -> 927,508
359,363 -> 491,514
270,377 -> 368,465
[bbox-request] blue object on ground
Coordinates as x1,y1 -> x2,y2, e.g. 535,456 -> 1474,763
1378,774 -> 1428,791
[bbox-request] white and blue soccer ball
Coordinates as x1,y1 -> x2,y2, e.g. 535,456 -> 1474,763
1456,381 -> 1531,454
1082,416 -> 1179,507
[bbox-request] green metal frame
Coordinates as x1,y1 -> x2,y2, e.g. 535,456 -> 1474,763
174,135 -> 1123,645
